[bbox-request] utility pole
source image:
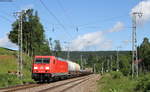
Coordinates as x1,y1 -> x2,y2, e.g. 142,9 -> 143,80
93,63 -> 96,73
132,12 -> 142,78
13,10 -> 26,79
116,47 -> 120,71
107,59 -> 110,72
49,38 -> 53,55
110,55 -> 113,71
67,46 -> 70,60
100,56 -> 104,74
101,61 -> 104,74
64,41 -> 70,60
80,55 -> 83,70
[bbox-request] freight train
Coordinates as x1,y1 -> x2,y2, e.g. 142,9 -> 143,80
32,56 -> 92,82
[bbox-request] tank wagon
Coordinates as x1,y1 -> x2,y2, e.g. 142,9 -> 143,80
32,56 -> 92,82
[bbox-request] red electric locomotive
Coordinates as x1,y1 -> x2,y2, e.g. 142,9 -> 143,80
32,56 -> 81,82
32,56 -> 68,82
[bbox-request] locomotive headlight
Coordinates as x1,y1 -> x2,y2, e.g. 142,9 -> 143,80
34,67 -> 38,69
45,67 -> 49,70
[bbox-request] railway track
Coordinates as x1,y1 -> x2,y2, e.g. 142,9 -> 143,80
59,78 -> 89,92
0,83 -> 42,92
38,76 -> 90,92
0,74 -> 92,92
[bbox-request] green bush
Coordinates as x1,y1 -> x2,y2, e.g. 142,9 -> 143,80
22,78 -> 35,84
120,68 -> 130,76
110,71 -> 123,79
97,72 -> 136,92
135,74 -> 150,92
0,74 -> 22,88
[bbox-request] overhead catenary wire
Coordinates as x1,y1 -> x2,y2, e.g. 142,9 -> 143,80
56,0 -> 78,32
78,14 -> 128,28
39,0 -> 74,40
0,15 -> 13,23
56,0 -> 74,25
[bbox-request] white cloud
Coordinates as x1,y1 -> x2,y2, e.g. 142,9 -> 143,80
130,0 -> 150,24
100,40 -> 113,50
107,22 -> 124,33
122,40 -> 131,45
70,31 -> 104,51
0,36 -> 18,50
69,21 -> 125,51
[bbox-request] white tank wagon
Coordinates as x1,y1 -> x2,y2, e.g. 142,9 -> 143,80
67,60 -> 81,75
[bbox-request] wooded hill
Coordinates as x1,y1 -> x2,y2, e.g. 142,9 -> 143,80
58,51 -> 131,61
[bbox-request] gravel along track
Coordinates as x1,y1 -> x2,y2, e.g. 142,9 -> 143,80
38,76 -> 90,92
19,75 -> 91,92
0,74 -> 98,92
63,74 -> 100,92
0,83 -> 43,92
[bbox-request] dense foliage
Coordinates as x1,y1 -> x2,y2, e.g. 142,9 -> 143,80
135,73 -> 150,92
58,51 -> 131,74
138,37 -> 150,72
97,72 -> 136,92
8,9 -> 50,56
96,37 -> 150,92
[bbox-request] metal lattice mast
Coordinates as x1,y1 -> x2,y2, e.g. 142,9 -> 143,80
13,12 -> 21,78
80,55 -> 83,70
18,14 -> 21,78
132,12 -> 142,78
116,47 -> 120,71
101,61 -> 104,74
64,41 -> 71,60
110,55 -> 113,71
116,49 -> 119,71
107,59 -> 110,72
14,10 -> 26,79
20,12 -> 23,79
67,46 -> 70,60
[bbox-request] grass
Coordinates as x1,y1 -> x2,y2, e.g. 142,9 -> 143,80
0,47 -> 34,88
96,72 -> 137,92
0,47 -> 15,55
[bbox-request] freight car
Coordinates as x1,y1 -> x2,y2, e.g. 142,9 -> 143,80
32,56 -> 91,82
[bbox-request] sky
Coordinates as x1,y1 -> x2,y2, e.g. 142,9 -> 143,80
0,0 -> 150,51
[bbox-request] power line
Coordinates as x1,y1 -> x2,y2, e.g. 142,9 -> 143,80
39,0 -> 74,40
56,0 -> 73,25
56,0 -> 78,32
0,15 -> 12,23
78,14 -> 128,28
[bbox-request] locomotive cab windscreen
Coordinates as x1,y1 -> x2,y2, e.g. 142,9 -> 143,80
35,58 -> 50,64
33,57 -> 51,73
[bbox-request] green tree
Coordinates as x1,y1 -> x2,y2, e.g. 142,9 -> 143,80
119,55 -> 131,76
8,9 -> 50,56
139,37 -> 150,71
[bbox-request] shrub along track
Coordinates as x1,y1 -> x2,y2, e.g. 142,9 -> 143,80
0,75 -> 92,92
